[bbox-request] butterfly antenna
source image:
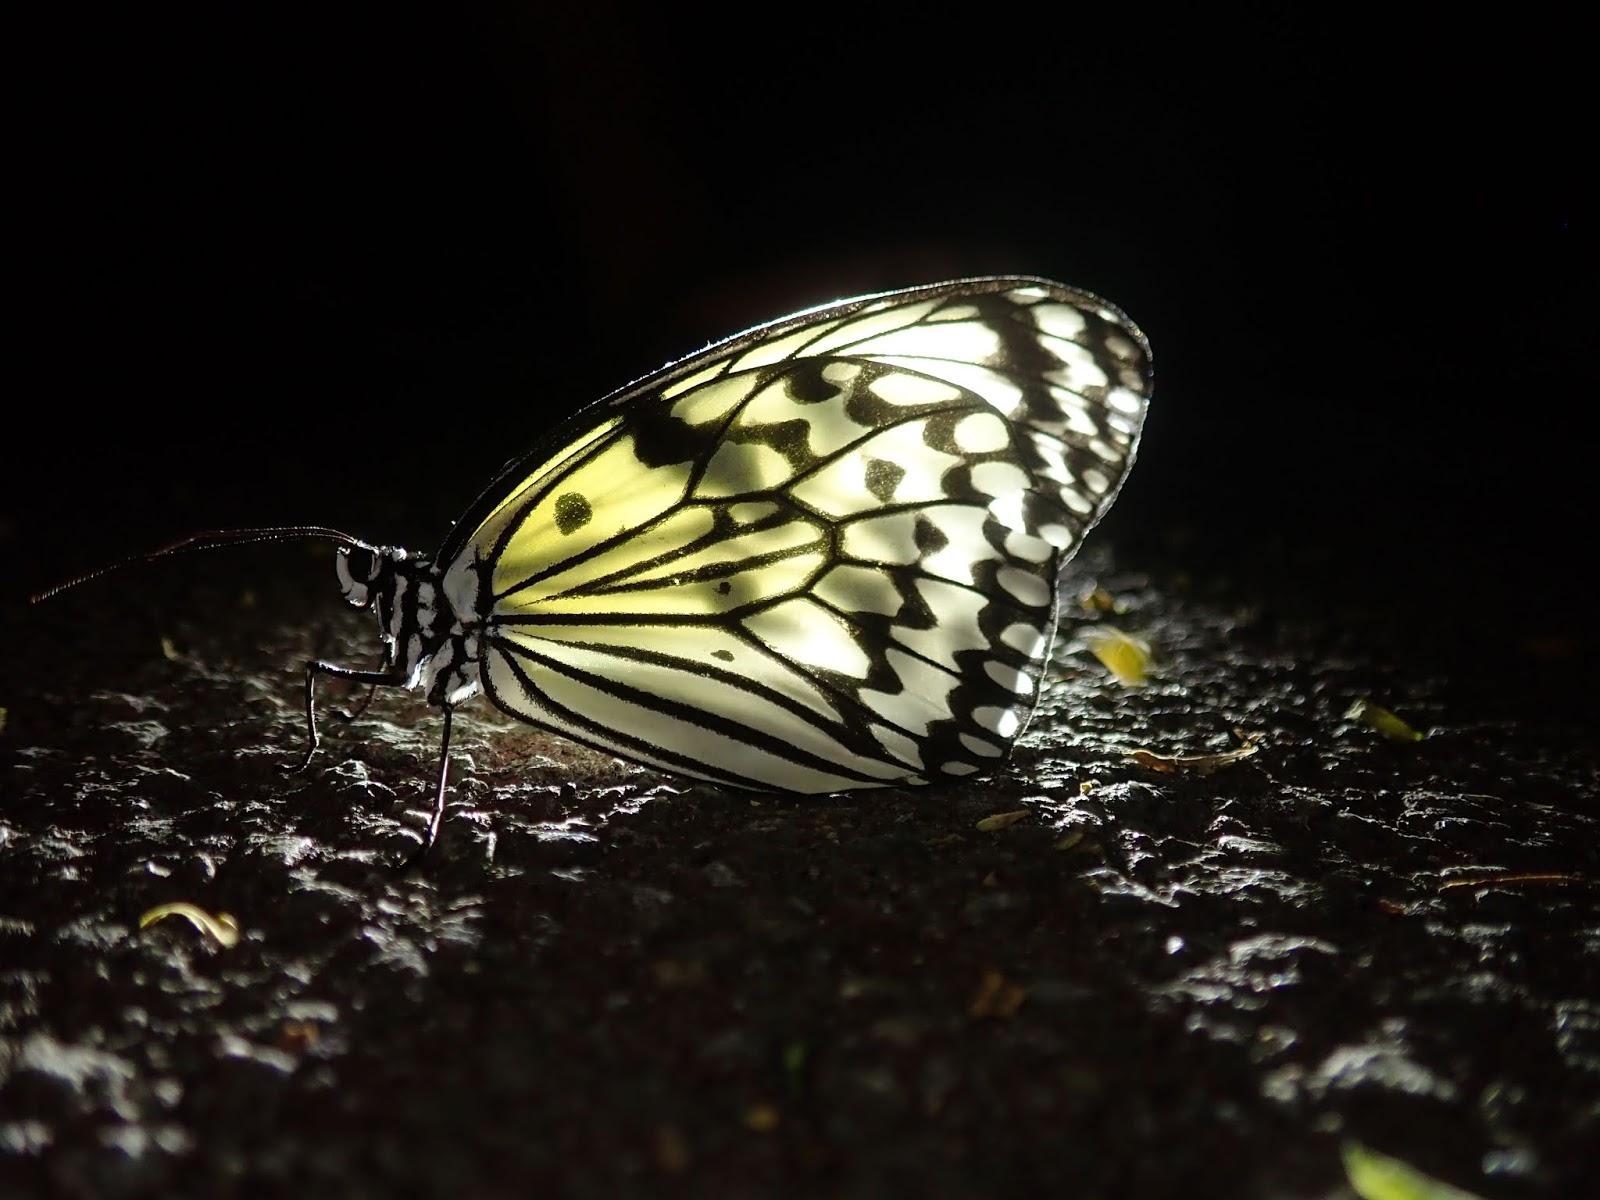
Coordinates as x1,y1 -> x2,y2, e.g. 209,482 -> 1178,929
30,526 -> 364,603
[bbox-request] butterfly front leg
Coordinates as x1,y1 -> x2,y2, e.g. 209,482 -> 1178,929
293,658 -> 454,869
292,658 -> 413,774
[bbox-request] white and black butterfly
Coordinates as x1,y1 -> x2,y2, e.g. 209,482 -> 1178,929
45,277 -> 1151,853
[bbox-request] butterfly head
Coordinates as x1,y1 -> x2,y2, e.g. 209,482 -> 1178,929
333,539 -> 457,697
334,541 -> 407,611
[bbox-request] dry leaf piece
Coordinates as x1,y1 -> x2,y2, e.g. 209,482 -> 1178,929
1438,871 -> 1585,891
138,903 -> 242,948
975,810 -> 1030,832
1126,739 -> 1260,774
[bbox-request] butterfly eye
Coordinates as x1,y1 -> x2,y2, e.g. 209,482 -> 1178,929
335,545 -> 380,609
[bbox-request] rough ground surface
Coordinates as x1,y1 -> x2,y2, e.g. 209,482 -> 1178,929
2,545 -> 1597,1199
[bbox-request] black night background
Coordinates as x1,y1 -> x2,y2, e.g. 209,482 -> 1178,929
12,10 -> 1587,605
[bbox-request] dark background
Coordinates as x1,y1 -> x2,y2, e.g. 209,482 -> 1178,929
11,7 -> 1589,626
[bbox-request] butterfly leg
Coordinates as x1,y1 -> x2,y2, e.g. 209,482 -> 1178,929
398,705 -> 454,871
293,659 -> 409,773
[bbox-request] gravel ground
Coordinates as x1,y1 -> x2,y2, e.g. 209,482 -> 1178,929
4,543 -> 1595,1199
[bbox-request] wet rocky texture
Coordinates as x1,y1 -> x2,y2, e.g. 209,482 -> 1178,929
2,548 -> 1596,1199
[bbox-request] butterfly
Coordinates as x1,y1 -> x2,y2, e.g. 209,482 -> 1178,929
43,277 -> 1152,856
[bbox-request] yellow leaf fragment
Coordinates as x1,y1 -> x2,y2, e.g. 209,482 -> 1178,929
138,903 -> 242,948
742,1103 -> 781,1133
968,967 -> 1028,1019
1345,698 -> 1423,742
0,706 -> 7,733
277,1021 -> 321,1052
1078,586 -> 1125,614
1341,1141 -> 1485,1200
975,809 -> 1030,832
1079,624 -> 1152,686
159,636 -> 181,662
1125,739 -> 1260,774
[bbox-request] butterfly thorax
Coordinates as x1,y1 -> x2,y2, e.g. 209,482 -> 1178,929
336,542 -> 484,710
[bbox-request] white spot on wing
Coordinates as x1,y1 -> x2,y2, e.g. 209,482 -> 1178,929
984,660 -> 1035,695
972,705 -> 1022,738
969,460 -> 1030,500
1030,303 -> 1089,340
1003,528 -> 1054,563
997,567 -> 1052,609
1000,622 -> 1047,656
867,372 -> 963,407
1107,386 -> 1145,415
959,733 -> 1004,758
952,412 -> 1011,453
1035,522 -> 1075,549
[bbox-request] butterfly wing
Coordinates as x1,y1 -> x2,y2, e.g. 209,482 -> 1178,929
440,277 -> 1151,792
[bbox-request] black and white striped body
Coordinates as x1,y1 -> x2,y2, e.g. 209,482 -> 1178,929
331,543 -> 482,711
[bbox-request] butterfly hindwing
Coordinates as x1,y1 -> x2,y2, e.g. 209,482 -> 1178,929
449,278 -> 1150,792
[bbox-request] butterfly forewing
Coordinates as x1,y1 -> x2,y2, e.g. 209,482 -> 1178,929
454,278 -> 1150,793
